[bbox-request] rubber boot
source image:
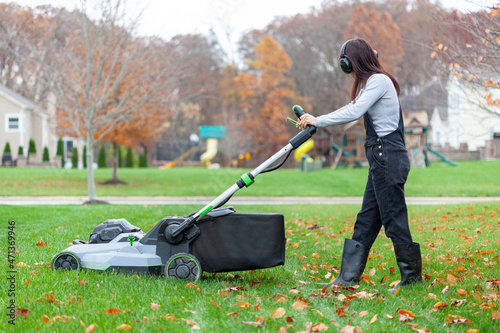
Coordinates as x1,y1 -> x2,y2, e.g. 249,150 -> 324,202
319,239 -> 369,286
389,242 -> 423,292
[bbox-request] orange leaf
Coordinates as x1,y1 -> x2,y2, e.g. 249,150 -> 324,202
150,302 -> 160,310
164,314 -> 177,321
430,51 -> 437,59
42,315 -> 50,324
311,322 -> 329,332
398,309 -> 416,318
493,311 -> 500,320
182,319 -> 200,329
236,301 -> 251,309
271,307 -> 286,319
292,300 -> 309,311
211,300 -> 220,308
369,314 -> 377,324
430,302 -> 448,312
336,307 -> 346,317
85,324 -> 98,333
24,277 -> 31,286
312,253 -> 321,258
457,289 -> 469,297
36,240 -> 47,247
116,324 -> 132,331
104,308 -> 122,315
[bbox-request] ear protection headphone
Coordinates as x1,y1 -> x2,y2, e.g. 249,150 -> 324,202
339,39 -> 379,75
339,39 -> 354,74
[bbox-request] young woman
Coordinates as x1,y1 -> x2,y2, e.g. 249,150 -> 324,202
297,38 -> 422,291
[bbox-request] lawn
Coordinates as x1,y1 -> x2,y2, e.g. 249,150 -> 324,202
0,160 -> 500,197
1,203 -> 499,332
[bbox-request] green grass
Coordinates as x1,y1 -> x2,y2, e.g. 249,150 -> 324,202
1,160 -> 500,197
1,203 -> 499,332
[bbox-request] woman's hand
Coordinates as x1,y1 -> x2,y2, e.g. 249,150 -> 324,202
297,113 -> 316,128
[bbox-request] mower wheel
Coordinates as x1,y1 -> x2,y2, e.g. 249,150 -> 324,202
165,253 -> 202,281
52,252 -> 81,271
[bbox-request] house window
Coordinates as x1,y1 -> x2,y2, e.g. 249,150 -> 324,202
6,115 -> 23,132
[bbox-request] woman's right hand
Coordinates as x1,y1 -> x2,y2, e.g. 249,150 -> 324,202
298,114 -> 316,128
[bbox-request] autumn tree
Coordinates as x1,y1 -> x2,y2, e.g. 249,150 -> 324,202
41,0 -> 175,202
345,4 -> 403,76
233,35 -> 303,160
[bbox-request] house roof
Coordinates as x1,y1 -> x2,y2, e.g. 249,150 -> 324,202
0,83 -> 47,117
403,110 -> 429,128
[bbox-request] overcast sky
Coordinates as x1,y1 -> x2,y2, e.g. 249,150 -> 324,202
5,0 -> 493,39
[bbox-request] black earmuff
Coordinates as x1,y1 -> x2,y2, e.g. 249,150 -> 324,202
339,39 -> 379,75
339,39 -> 353,74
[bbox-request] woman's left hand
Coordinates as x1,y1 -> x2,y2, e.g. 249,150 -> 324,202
298,114 -> 316,128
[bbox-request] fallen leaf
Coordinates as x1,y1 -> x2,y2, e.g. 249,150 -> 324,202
279,326 -> 287,333
359,310 -> 369,317
41,315 -> 50,324
116,324 -> 132,331
211,300 -> 220,308
24,277 -> 31,286
336,307 -> 346,317
271,307 -> 286,318
104,308 -> 122,315
311,322 -> 329,332
241,321 -> 262,327
369,314 -> 377,324
36,240 -> 47,247
430,302 -> 447,312
85,324 -> 98,333
150,302 -> 160,310
445,314 -> 471,325
164,313 -> 177,321
493,311 -> 500,320
15,308 -> 30,318
236,301 -> 251,309
182,318 -> 201,329
339,324 -> 364,332
292,300 -> 309,311
398,309 -> 416,318
441,285 -> 449,294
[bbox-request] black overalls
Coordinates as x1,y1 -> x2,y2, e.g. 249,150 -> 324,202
351,106 -> 413,249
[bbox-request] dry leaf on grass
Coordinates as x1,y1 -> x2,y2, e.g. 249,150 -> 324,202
271,307 -> 286,318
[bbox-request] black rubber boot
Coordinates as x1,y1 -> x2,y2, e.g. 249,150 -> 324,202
389,242 -> 423,292
319,239 -> 369,286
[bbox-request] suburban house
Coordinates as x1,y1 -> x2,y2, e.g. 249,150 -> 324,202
430,72 -> 500,157
0,83 -> 57,164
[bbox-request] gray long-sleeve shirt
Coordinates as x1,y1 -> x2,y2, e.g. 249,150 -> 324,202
315,73 -> 400,137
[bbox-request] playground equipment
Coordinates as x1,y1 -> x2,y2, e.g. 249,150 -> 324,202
331,134 -> 365,169
423,128 -> 458,166
160,146 -> 199,169
199,126 -> 225,167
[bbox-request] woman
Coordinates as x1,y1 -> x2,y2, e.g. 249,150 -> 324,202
297,38 -> 422,291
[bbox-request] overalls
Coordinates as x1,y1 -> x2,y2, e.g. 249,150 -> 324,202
352,106 -> 413,249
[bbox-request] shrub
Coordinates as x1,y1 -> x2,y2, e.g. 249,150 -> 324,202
56,138 -> 64,156
71,147 -> 78,168
3,142 -> 11,154
18,146 -> 23,156
28,138 -> 36,154
98,145 -> 107,168
139,153 -> 148,168
43,146 -> 50,162
125,147 -> 134,168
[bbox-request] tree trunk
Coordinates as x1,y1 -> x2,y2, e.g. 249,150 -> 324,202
86,133 -> 97,202
112,141 -> 119,182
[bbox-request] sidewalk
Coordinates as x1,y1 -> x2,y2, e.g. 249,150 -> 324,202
2,196 -> 500,205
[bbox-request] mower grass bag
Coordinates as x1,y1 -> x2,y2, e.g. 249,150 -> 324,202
191,209 -> 286,273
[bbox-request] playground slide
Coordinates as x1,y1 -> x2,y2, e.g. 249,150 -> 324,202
200,138 -> 218,166
294,139 -> 314,162
425,144 -> 458,166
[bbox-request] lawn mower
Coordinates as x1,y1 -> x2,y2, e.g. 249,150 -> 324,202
52,105 -> 317,281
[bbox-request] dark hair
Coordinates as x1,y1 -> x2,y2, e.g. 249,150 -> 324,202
343,39 -> 400,100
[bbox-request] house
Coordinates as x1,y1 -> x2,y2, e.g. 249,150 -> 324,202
430,73 -> 500,153
0,83 -> 57,164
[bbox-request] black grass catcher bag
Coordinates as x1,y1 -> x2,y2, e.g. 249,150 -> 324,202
190,207 -> 286,273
